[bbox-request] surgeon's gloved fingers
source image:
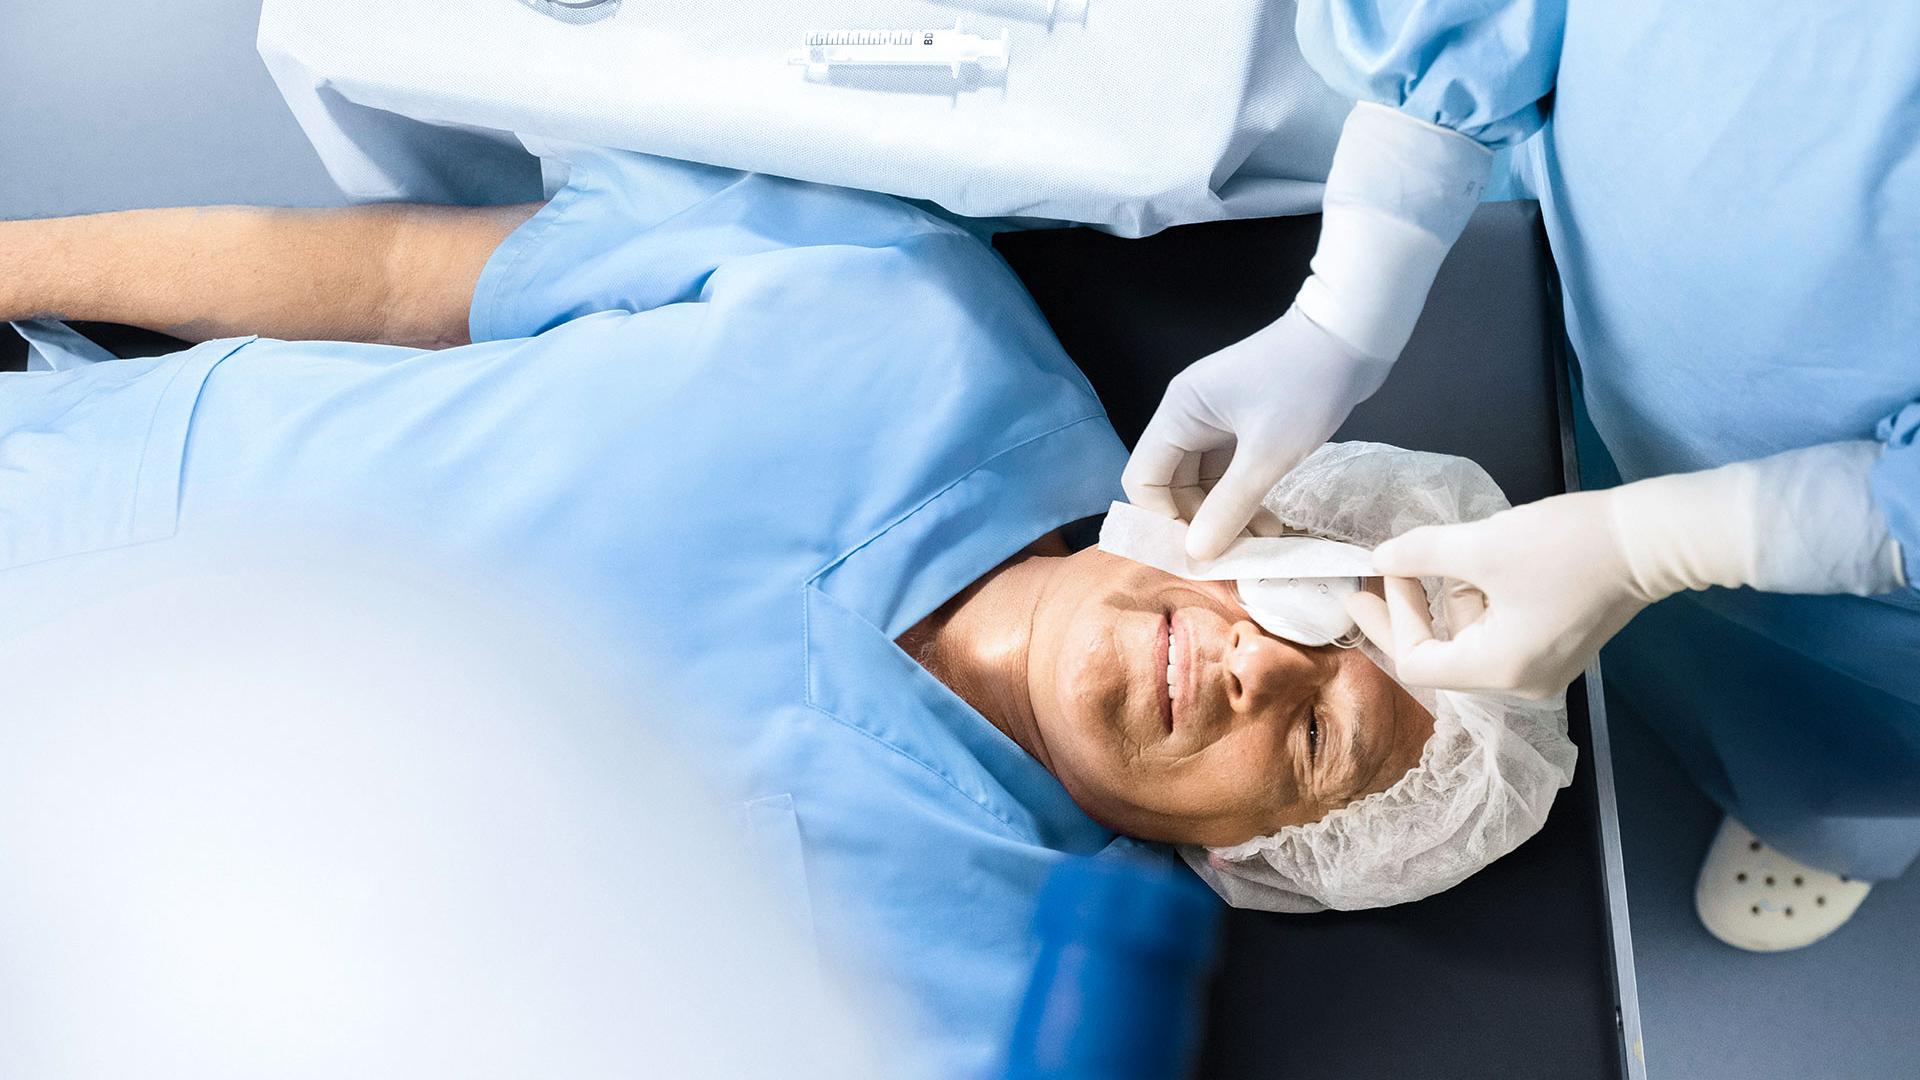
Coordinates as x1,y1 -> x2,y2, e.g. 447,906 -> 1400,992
1120,447 -> 1185,520
1392,639 -> 1478,692
1190,446 -> 1237,520
1244,505 -> 1288,537
1389,621 -> 1523,694
1379,573 -> 1438,659
1170,449 -> 1213,522
1346,590 -> 1395,658
1439,576 -> 1488,632
1123,407 -> 1222,520
1185,446 -> 1302,561
1369,521 -> 1489,581
1197,446 -> 1234,485
1347,576 -> 1431,660
1391,620 -> 1571,699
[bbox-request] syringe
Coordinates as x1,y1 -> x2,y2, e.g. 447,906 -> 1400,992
789,19 -> 1010,79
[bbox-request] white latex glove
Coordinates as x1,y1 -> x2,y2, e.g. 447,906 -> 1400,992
1121,307 -> 1390,557
1347,442 -> 1909,698
1123,102 -> 1492,560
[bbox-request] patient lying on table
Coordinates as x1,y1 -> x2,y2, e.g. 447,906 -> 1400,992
0,144 -> 1572,1079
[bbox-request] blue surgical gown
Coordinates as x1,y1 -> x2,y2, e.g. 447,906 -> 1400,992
0,145 -> 1131,1077
1300,0 -> 1920,876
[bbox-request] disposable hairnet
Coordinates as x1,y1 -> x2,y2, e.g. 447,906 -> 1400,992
1181,442 -> 1577,912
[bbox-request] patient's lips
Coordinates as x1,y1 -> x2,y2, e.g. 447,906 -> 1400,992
1168,611 -> 1187,732
1167,600 -> 1236,744
1156,614 -> 1174,735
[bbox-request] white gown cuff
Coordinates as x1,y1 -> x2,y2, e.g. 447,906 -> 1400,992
1295,101 -> 1494,361
1610,441 -> 1908,600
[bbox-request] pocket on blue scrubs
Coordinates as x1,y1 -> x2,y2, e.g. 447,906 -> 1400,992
0,326 -> 254,572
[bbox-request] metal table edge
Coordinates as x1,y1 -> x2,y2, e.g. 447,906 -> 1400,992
1544,222 -> 1648,1080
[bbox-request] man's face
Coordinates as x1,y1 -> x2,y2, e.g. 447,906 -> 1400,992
1027,548 -> 1435,847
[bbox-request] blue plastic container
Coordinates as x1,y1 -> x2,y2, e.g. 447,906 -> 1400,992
1000,854 -> 1223,1080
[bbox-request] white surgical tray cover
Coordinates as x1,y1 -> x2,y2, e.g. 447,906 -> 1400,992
258,0 -> 1351,235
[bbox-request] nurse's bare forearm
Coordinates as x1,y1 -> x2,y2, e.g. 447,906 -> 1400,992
0,203 -> 540,349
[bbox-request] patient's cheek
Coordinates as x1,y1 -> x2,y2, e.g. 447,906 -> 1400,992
1058,625 -> 1123,720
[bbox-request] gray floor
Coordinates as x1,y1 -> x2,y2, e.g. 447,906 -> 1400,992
1606,684 -> 1920,1077
5,2 -> 1918,1076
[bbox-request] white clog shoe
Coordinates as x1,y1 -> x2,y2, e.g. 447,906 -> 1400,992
1695,817 -> 1872,952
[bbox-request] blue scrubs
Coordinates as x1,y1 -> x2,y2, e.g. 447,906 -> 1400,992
1300,0 -> 1920,876
0,146 -> 1130,1077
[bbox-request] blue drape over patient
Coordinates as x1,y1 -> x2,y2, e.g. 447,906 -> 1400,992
0,145 -> 1131,1078
1300,0 -> 1920,876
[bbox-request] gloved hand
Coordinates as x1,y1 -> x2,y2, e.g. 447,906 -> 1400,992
1121,306 -> 1391,559
1123,102 -> 1493,560
1347,442 -> 1909,698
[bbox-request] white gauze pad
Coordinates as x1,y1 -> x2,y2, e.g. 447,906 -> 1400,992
1097,501 -> 1376,580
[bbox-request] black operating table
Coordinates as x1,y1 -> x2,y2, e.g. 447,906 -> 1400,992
3,202 -> 1644,1080
997,202 -> 1645,1080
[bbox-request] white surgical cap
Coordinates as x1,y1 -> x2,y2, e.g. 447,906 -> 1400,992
1180,442 -> 1578,912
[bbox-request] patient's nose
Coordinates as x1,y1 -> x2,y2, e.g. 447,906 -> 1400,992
1224,621 -> 1318,715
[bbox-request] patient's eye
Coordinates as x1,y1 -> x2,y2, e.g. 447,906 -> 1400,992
1307,708 -> 1321,764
